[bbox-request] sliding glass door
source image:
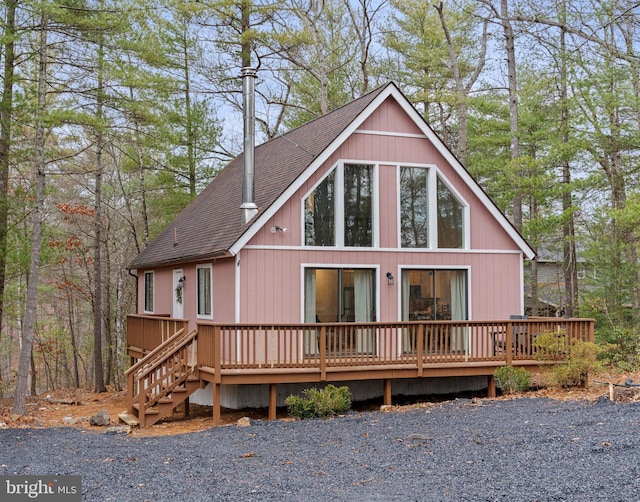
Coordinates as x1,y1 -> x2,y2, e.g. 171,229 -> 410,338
304,268 -> 376,354
401,269 -> 468,353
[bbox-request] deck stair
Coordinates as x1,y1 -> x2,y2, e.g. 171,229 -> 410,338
123,327 -> 200,428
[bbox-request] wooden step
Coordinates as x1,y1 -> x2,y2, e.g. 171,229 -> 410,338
132,404 -> 160,415
118,412 -> 139,426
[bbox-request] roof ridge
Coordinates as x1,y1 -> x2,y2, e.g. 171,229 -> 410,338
261,83 -> 391,146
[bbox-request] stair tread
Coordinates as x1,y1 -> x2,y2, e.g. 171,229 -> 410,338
118,413 -> 139,426
131,403 -> 160,415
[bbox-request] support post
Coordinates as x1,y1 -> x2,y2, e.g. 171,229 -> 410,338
183,397 -> 190,418
269,383 -> 277,420
212,383 -> 221,426
383,379 -> 392,406
487,375 -> 496,398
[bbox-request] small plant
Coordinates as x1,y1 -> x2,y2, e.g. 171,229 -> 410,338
535,331 -> 602,387
494,365 -> 531,394
285,384 -> 351,419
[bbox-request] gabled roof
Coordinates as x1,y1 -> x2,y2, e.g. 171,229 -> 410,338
129,82 -> 534,270
128,84 -> 389,269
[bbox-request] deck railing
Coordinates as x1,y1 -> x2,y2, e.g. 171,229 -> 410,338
194,318 -> 594,373
126,314 -> 190,357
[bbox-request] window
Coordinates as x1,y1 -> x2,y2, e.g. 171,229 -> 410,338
400,167 -> 466,249
144,271 -> 154,312
344,164 -> 373,247
304,164 -> 374,247
305,171 -> 335,246
400,167 -> 429,247
437,176 -> 464,248
197,264 -> 212,318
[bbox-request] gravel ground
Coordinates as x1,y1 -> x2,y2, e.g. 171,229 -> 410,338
1,397 -> 640,501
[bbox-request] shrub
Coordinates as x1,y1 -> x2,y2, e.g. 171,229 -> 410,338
494,365 -> 531,394
535,331 -> 602,387
285,385 -> 351,419
596,326 -> 640,372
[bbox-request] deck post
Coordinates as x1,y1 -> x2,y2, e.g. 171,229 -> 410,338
212,383 -> 221,426
417,324 -> 424,377
383,379 -> 392,405
183,397 -> 190,418
268,383 -> 277,420
487,375 -> 496,398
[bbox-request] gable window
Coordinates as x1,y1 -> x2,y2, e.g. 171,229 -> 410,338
400,166 -> 466,249
304,163 -> 375,248
197,264 -> 212,318
144,271 -> 154,312
344,164 -> 373,246
305,171 -> 335,246
400,167 -> 429,247
437,176 -> 464,248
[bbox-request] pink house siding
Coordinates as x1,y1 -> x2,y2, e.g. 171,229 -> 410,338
212,258 -> 236,323
234,96 -> 526,325
236,247 -> 522,324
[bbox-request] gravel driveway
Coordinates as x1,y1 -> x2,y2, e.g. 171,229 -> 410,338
1,397 -> 639,501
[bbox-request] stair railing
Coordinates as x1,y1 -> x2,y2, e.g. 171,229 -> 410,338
126,327 -> 198,418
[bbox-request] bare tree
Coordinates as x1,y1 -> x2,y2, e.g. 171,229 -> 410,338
13,14 -> 48,414
0,0 -> 18,393
434,0 -> 488,164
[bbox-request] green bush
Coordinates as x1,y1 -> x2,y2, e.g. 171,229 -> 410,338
596,326 -> 640,372
535,331 -> 602,387
494,365 -> 531,394
285,385 -> 351,419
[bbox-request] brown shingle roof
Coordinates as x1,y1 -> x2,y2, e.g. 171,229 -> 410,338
128,84 -> 390,269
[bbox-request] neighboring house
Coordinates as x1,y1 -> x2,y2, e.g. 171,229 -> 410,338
524,247 -> 595,317
127,79 -> 548,418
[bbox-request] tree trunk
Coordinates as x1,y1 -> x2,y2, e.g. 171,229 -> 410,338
0,0 -> 18,390
13,15 -> 47,414
93,30 -> 106,393
500,0 -> 522,231
559,4 -> 578,317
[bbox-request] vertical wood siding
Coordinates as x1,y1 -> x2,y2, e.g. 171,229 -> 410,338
236,97 -> 526,324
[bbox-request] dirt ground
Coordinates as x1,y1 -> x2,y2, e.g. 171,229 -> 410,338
1,371 -> 639,438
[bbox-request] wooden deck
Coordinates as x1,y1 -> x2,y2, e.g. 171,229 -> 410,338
125,315 -> 595,427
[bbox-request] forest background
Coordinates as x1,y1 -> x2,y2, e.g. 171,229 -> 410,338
1,0 -> 639,408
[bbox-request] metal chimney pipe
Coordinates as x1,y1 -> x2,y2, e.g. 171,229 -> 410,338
241,67 -> 258,225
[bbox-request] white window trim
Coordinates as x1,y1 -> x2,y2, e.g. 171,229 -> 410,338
196,263 -> 214,320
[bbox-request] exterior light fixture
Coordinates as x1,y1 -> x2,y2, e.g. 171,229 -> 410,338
271,226 -> 287,233
386,272 -> 394,286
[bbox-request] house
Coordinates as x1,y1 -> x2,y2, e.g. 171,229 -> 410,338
125,75 -> 593,426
